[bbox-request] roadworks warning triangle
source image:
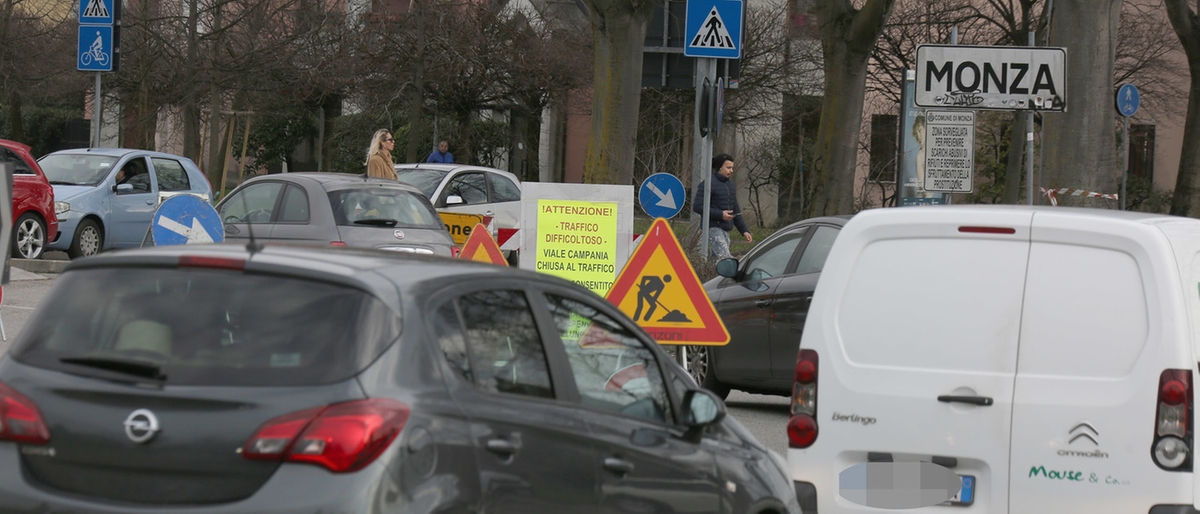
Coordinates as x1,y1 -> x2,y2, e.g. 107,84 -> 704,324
690,7 -> 735,49
606,218 -> 729,345
458,224 -> 507,266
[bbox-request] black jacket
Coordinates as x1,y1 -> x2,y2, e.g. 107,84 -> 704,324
692,172 -> 749,234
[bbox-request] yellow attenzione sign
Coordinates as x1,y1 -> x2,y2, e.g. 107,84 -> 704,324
535,199 -> 618,296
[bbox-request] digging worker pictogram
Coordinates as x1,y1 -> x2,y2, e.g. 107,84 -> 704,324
635,274 -> 671,322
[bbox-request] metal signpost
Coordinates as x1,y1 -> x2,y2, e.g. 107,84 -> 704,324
78,0 -> 119,148
149,195 -> 225,246
639,173 -> 687,219
685,0 -> 741,258
1116,83 -> 1140,210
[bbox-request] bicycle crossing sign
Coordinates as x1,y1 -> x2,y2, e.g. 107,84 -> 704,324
684,0 -> 743,59
79,0 -> 115,25
78,25 -> 114,72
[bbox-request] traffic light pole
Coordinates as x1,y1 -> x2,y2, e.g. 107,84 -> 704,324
693,58 -> 716,259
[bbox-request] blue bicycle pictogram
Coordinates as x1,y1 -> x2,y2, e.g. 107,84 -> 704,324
80,32 -> 109,67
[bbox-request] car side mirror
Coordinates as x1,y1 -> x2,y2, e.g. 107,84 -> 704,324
114,183 -> 134,194
445,194 -> 464,206
716,258 -> 739,278
681,389 -> 726,437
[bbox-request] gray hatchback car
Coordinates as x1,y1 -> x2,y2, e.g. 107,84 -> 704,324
0,244 -> 799,513
216,172 -> 455,256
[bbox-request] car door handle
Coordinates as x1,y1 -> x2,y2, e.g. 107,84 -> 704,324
938,395 -> 993,406
485,438 -> 518,456
755,299 -> 771,308
145,200 -> 155,205
603,457 -> 635,476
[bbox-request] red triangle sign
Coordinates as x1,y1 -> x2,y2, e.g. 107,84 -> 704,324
458,224 -> 507,266
605,218 -> 729,345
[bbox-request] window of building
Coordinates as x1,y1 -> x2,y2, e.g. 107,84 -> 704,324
1130,124 -> 1155,181
870,114 -> 898,183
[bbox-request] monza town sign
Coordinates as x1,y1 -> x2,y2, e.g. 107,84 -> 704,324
916,45 -> 1067,112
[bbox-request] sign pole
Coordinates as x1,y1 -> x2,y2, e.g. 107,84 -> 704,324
93,72 -> 102,148
1025,31 -> 1035,206
1121,116 -> 1128,210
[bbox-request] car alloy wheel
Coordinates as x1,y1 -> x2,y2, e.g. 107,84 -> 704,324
13,213 -> 45,259
78,226 -> 100,256
678,345 -> 709,386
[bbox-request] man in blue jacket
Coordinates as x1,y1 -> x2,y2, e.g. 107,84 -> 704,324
426,141 -> 453,163
692,153 -> 752,261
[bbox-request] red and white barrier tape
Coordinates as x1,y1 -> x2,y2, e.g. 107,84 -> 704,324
1039,187 -> 1119,206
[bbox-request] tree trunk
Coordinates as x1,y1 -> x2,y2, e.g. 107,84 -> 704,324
1165,0 -> 1200,217
6,90 -> 23,143
406,0 -> 426,164
1040,0 -> 1120,203
582,0 -> 659,185
182,0 -> 201,162
807,0 -> 896,216
1002,111 -> 1026,204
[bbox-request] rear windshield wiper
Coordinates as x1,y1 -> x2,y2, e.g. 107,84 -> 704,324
353,218 -> 399,227
60,356 -> 166,381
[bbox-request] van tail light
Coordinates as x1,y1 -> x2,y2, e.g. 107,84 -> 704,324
788,349 -> 819,448
1152,369 -> 1192,470
242,399 -> 410,473
330,241 -> 348,247
0,381 -> 50,445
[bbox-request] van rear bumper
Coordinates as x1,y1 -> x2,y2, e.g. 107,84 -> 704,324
1150,506 -> 1200,514
794,481 -> 817,514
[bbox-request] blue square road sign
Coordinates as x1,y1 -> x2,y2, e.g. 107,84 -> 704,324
78,25 -> 114,72
79,0 -> 115,25
684,0 -> 742,59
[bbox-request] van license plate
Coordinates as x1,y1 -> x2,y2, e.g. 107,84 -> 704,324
945,475 -> 975,506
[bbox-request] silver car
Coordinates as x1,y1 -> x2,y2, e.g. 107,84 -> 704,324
215,173 -> 455,256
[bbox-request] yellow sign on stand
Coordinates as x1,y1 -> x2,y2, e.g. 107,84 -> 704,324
606,218 -> 729,345
438,212 -> 487,245
535,199 -> 618,296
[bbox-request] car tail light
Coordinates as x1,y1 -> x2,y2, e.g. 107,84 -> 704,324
242,399 -> 409,473
330,241 -> 348,247
0,381 -> 50,444
1152,369 -> 1192,470
789,349 -> 818,448
179,256 -> 245,270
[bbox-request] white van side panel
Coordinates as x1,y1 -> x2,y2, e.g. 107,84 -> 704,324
790,207 -> 1034,514
1010,214 -> 1193,514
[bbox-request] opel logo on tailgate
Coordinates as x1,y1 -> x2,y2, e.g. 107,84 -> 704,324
123,409 -> 160,444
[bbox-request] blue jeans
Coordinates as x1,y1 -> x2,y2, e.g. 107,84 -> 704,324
707,227 -> 732,261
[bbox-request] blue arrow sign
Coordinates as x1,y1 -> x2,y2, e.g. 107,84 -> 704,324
79,0 -> 115,24
684,0 -> 743,59
1117,83 -> 1140,117
639,173 -> 686,219
152,194 -> 224,246
77,26 -> 114,72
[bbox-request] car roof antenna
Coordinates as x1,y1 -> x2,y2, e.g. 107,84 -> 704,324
245,218 -> 263,255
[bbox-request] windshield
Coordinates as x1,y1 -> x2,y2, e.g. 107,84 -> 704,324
11,267 -> 402,386
328,188 -> 444,228
394,169 -> 447,198
37,154 -> 118,186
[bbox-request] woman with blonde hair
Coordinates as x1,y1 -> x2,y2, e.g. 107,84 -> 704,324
365,129 -> 398,180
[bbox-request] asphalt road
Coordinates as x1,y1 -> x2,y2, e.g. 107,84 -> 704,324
0,269 -> 792,455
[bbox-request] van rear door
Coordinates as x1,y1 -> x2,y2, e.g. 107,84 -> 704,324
1009,212 -> 1193,513
799,208 -> 1032,513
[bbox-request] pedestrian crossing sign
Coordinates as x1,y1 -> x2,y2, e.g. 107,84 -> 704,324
79,0 -> 115,25
458,223 -> 508,266
684,0 -> 743,59
605,218 -> 729,345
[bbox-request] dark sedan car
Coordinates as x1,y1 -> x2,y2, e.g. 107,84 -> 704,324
0,244 -> 799,513
216,172 -> 456,256
683,216 -> 849,399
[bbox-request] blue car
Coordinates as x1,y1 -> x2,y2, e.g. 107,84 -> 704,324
37,148 -> 213,258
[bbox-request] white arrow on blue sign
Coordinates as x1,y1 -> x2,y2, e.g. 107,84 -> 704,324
684,0 -> 743,59
1116,83 -> 1140,118
152,194 -> 225,246
77,26 -> 114,72
639,173 -> 686,219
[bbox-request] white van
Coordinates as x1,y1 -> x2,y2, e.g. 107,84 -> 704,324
787,206 -> 1200,514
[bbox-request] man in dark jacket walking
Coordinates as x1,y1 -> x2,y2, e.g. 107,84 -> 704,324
692,153 -> 752,260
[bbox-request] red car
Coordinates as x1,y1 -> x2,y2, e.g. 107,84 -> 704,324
0,139 -> 59,259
